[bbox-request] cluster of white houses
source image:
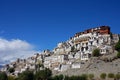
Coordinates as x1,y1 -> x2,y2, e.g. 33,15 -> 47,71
1,26 -> 119,76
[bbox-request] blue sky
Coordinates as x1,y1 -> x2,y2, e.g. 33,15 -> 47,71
0,0 -> 120,51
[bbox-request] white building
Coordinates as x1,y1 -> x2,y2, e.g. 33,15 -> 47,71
71,62 -> 81,69
72,27 -> 111,61
44,55 -> 64,69
59,64 -> 70,71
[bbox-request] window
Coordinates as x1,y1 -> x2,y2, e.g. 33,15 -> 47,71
91,42 -> 93,45
97,40 -> 99,44
86,42 -> 88,45
86,46 -> 88,50
82,43 -> 84,45
81,47 -> 84,51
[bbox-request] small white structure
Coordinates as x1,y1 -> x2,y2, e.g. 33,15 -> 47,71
71,62 -> 81,69
74,52 -> 80,59
60,64 -> 70,71
44,55 -> 64,69
112,34 -> 119,43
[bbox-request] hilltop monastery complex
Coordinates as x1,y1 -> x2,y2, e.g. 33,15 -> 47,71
1,26 -> 119,76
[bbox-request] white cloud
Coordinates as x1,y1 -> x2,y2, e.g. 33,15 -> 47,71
0,38 -> 38,65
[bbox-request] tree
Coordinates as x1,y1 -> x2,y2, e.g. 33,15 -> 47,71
58,74 -> 64,80
69,76 -> 78,80
115,73 -> 120,80
71,46 -> 75,52
100,73 -> 106,79
89,74 -> 94,80
35,63 -> 44,72
92,48 -> 100,57
117,52 -> 120,58
17,70 -> 34,80
110,32 -> 113,39
115,38 -> 120,52
80,74 -> 88,80
52,74 -> 63,80
35,68 -> 52,80
64,75 -> 69,80
0,72 -> 8,80
8,67 -> 15,73
8,76 -> 16,80
108,73 -> 114,78
71,46 -> 77,52
52,75 -> 59,80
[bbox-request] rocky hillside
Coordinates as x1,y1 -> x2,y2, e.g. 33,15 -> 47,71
1,26 -> 120,79
54,51 -> 120,78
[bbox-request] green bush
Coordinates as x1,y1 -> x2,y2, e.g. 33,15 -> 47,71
0,72 -> 8,80
71,46 -> 77,52
17,70 -> 34,80
89,74 -> 94,80
100,73 -> 106,79
35,68 -> 52,80
115,73 -> 120,80
115,38 -> 120,52
117,52 -> 120,58
8,76 -> 16,80
61,75 -> 88,80
8,67 -> 15,73
69,76 -> 77,80
58,74 -> 64,80
80,74 -> 88,80
52,74 -> 63,80
52,75 -> 59,80
92,48 -> 100,57
108,73 -> 114,78
64,75 -> 69,80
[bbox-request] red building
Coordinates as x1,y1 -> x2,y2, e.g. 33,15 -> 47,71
74,26 -> 110,37
99,26 -> 110,34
